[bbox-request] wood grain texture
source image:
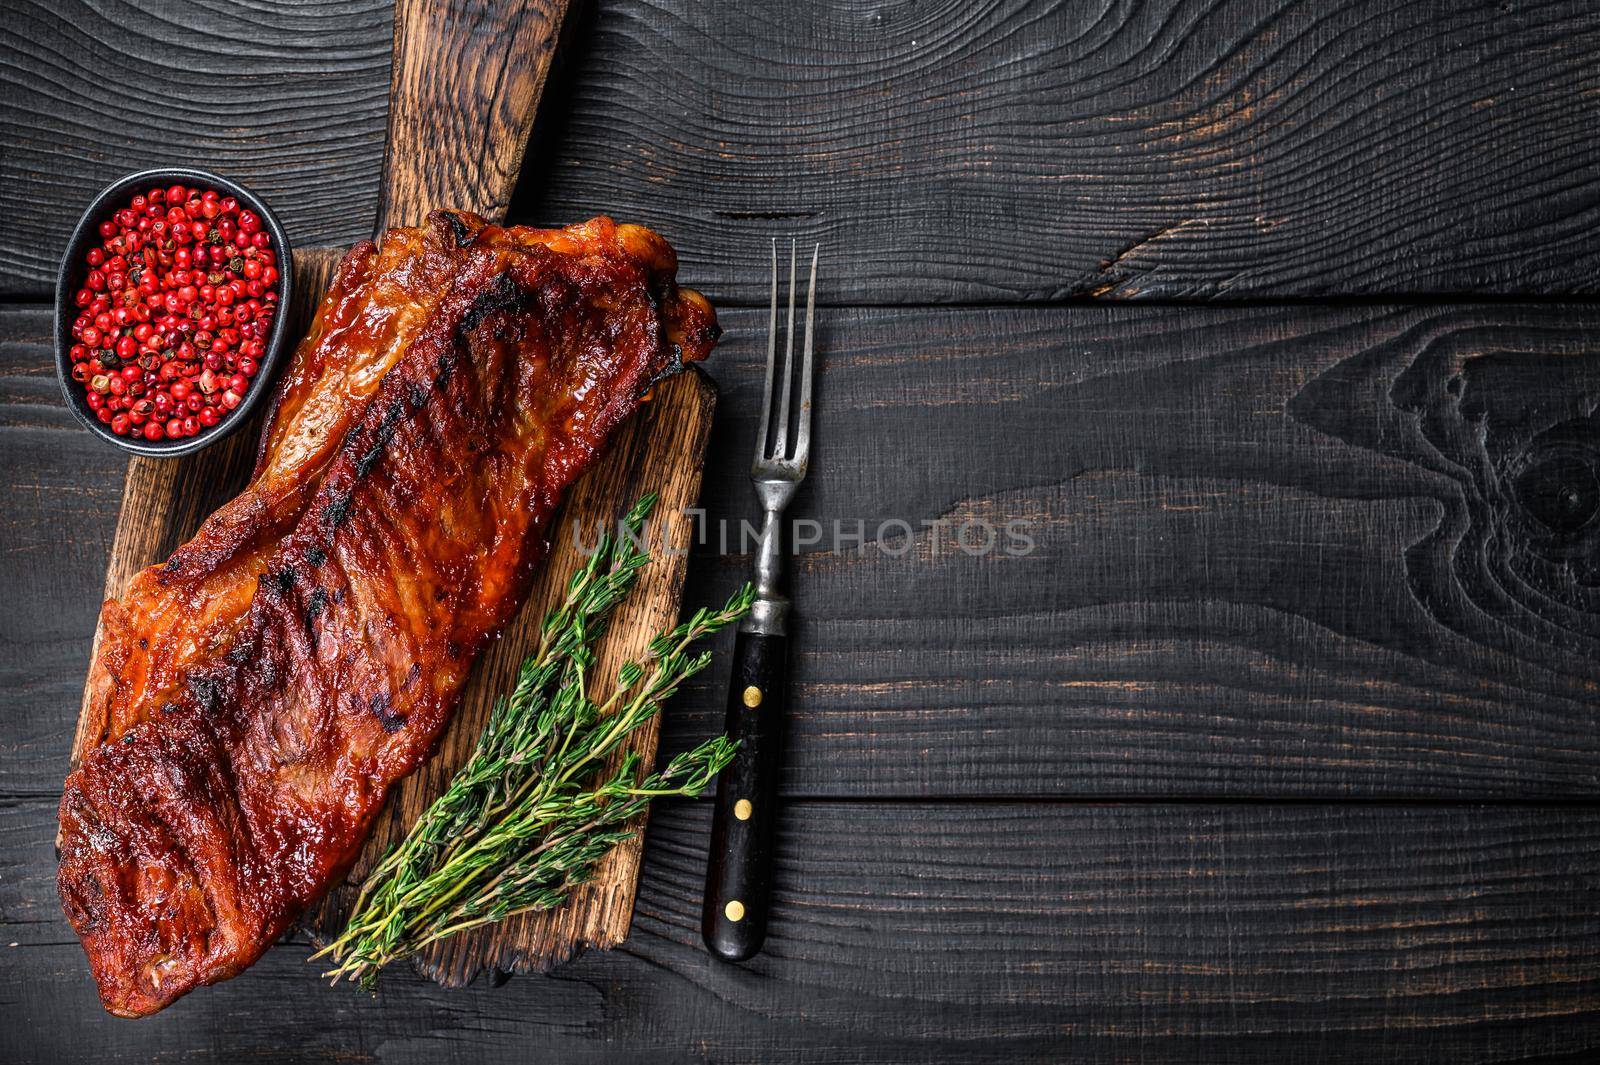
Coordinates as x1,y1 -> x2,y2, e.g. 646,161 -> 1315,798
0,0 -> 390,295
305,368 -> 718,985
513,0 -> 1600,303
14,299 -> 1600,801
12,0 -> 1600,303
380,0 -> 569,229
6,0 -> 1600,1054
6,796 -> 1600,1063
662,301 -> 1600,798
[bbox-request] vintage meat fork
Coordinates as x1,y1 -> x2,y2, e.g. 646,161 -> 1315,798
702,239 -> 819,962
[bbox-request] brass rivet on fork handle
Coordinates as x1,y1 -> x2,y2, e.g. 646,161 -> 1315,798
701,239 -> 819,963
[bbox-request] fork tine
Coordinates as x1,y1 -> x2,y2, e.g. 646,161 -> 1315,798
792,243 -> 819,466
755,238 -> 778,467
772,239 -> 798,460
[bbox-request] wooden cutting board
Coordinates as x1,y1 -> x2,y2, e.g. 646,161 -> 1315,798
68,0 -> 719,987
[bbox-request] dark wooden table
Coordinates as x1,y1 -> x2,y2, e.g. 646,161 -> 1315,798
7,1 -> 1600,1061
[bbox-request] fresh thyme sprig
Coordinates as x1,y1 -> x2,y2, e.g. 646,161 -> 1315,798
315,496 -> 751,987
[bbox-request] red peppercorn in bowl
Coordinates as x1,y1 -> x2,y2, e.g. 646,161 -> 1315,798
54,169 -> 295,457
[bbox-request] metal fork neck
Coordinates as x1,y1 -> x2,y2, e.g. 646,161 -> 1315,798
742,507 -> 790,636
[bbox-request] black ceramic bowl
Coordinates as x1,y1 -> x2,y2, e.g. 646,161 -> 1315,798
54,168 -> 295,458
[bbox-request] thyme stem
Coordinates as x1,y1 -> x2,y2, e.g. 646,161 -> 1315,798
314,496 -> 750,987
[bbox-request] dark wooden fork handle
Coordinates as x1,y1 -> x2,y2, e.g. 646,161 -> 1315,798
702,629 -> 787,961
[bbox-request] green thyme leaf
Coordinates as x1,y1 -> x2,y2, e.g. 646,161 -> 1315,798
313,496 -> 749,987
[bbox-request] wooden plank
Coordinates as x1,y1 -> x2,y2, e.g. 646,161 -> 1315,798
13,300 -> 1600,800
6,797 -> 1600,1062
660,300 -> 1600,798
514,0 -> 1600,302
0,0 -> 390,295
11,0 -> 1600,304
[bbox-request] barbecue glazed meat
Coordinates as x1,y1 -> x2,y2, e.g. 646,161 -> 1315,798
58,212 -> 718,1017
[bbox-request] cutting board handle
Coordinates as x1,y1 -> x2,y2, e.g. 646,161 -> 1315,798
379,0 -> 572,232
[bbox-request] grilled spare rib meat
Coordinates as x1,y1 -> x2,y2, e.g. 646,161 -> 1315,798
58,211 -> 719,1018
